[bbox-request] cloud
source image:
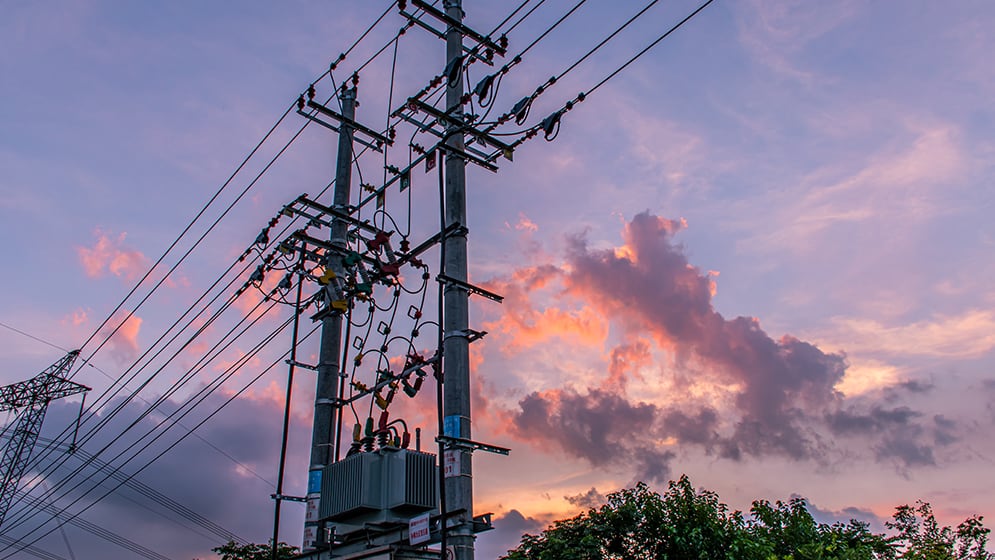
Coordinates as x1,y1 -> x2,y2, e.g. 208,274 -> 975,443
509,388 -> 674,484
800,496 -> 887,532
606,340 -> 651,391
826,310 -> 995,359
564,487 -> 606,510
493,212 -> 946,473
735,0 -> 859,83
564,212 -> 846,460
482,265 -> 608,352
97,310 -> 143,364
475,509 -> 547,560
731,122 -> 969,258
77,229 -> 151,282
826,406 -> 921,436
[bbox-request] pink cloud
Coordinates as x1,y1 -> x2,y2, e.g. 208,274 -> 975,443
77,229 -> 150,282
97,309 -> 143,364
486,212 -> 945,476
482,265 -> 608,353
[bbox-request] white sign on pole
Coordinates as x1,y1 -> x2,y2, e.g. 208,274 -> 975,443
305,496 -> 320,522
408,512 -> 431,545
443,449 -> 459,478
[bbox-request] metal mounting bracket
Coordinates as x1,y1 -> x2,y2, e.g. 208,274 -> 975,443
436,435 -> 510,456
437,274 -> 503,302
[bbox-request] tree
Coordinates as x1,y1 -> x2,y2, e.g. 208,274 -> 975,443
209,540 -> 299,560
501,475 -> 990,560
887,501 -> 994,560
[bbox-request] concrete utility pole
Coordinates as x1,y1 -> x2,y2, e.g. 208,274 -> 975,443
442,1 -> 474,559
304,86 -> 356,551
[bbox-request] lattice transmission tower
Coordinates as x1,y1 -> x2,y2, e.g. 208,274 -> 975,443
0,350 -> 89,527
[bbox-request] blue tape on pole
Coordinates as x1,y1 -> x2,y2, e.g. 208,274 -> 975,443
444,415 -> 461,438
308,469 -> 322,494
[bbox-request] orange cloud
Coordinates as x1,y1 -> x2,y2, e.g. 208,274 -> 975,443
605,340 -> 651,391
77,229 -> 150,281
97,310 -> 143,364
482,265 -> 608,352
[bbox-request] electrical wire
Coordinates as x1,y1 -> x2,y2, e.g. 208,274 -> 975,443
0,323 -> 321,560
585,0 -> 716,97
1,299 -> 286,534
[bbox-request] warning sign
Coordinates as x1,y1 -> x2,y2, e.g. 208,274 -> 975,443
409,512 -> 431,545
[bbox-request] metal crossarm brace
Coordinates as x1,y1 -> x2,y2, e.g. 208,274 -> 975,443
435,436 -> 510,456
437,274 -> 504,302
289,195 -> 383,235
285,359 -> 318,371
410,0 -> 507,57
438,142 -> 499,172
403,223 -> 468,261
305,100 -> 393,148
296,109 -> 385,153
271,493 -> 308,503
290,232 -> 381,268
407,99 -> 514,155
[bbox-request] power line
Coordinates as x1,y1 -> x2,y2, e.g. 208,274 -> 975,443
585,0 -> 716,96
1,300 -> 287,535
0,323 -> 320,560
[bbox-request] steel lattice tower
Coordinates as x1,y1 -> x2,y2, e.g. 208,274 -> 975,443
0,350 -> 89,527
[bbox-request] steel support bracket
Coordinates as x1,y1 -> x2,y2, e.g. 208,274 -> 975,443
437,274 -> 503,302
436,435 -> 510,456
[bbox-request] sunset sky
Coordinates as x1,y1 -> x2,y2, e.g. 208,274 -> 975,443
2,1 -> 994,559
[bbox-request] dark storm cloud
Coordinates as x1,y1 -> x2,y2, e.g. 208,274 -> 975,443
931,414 -> 958,446
826,406 -> 921,435
564,212 -> 846,460
797,495 -> 887,532
512,388 -> 669,480
504,212 -> 943,476
875,433 -> 936,467
661,407 -> 719,447
897,379 -> 934,394
565,487 -> 606,509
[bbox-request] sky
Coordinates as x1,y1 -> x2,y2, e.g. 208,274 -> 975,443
2,1 -> 995,559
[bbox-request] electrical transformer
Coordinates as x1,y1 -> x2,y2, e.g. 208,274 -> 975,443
320,448 -> 438,536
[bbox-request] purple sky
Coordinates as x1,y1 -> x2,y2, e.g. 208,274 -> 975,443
2,1 -> 994,559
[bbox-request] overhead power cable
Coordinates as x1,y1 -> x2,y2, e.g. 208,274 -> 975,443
0,535 -> 66,560
0,323 -> 320,560
0,314 -> 288,543
1,300 -> 286,534
585,0 -> 716,96
2,433 -> 244,545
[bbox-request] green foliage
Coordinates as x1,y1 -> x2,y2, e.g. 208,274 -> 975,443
887,502 -> 994,560
209,540 -> 299,560
501,476 -> 990,560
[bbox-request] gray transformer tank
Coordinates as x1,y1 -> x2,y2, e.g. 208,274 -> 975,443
320,448 -> 438,536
